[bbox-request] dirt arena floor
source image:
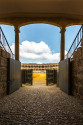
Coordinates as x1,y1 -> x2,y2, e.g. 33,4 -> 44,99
33,73 -> 46,84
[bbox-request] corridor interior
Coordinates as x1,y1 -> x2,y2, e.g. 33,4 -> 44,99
0,0 -> 83,124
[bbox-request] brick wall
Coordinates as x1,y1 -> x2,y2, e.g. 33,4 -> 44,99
71,40 -> 83,98
0,47 -> 10,98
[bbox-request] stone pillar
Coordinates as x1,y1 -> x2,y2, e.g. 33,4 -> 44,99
14,25 -> 20,61
60,26 -> 66,61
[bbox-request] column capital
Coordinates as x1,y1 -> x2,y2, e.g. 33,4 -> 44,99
60,26 -> 66,33
14,25 -> 20,33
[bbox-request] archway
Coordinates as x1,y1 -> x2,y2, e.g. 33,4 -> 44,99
0,24 -> 81,88
19,23 -> 60,85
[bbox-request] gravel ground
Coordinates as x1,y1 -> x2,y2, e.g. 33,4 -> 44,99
0,83 -> 83,125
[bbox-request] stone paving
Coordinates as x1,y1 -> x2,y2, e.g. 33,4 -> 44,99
0,83 -> 83,125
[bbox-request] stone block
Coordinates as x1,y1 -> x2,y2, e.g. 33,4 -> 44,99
0,86 -> 7,97
72,61 -> 78,70
0,67 -> 7,82
71,43 -> 83,98
0,75 -> 7,82
0,46 -> 2,50
73,50 -> 77,59
79,86 -> 83,96
81,38 -> 83,47
0,67 -> 7,75
7,52 -> 10,58
77,57 -> 83,67
76,47 -> 82,57
3,82 -> 7,88
0,49 -> 1,56
0,82 -> 7,90
0,56 -> 7,67
77,77 -> 83,83
1,49 -> 7,58
0,82 -> 3,88
0,46 -> 2,56
72,85 -> 78,95
0,89 -> 3,97
82,47 -> 83,57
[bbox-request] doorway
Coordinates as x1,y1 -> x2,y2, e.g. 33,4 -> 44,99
33,70 -> 46,85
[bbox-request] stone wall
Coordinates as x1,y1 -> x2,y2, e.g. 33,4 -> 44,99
0,47 -> 10,98
71,40 -> 83,98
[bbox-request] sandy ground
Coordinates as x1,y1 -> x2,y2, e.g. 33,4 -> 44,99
0,84 -> 83,125
33,73 -> 46,84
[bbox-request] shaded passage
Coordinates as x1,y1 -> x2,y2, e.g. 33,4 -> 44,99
0,84 -> 83,125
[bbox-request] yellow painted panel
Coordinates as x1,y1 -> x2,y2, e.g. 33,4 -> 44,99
33,73 -> 46,84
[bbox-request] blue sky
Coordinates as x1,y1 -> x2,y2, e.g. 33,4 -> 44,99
0,24 -> 81,63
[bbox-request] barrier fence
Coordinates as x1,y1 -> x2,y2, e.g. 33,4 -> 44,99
0,26 -> 14,59
65,25 -> 83,59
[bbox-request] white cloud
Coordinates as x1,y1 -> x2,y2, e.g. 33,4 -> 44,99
36,62 -> 43,64
11,41 -> 67,63
65,50 -> 67,55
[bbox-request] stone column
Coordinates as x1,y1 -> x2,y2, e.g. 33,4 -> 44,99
60,26 -> 66,61
14,25 -> 20,61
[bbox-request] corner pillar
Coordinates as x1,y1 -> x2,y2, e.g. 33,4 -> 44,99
60,26 -> 66,61
14,25 -> 20,61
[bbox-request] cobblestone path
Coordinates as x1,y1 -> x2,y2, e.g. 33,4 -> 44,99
0,84 -> 83,125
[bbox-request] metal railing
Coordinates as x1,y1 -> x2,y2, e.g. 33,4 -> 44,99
0,26 -> 14,59
65,25 -> 83,59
